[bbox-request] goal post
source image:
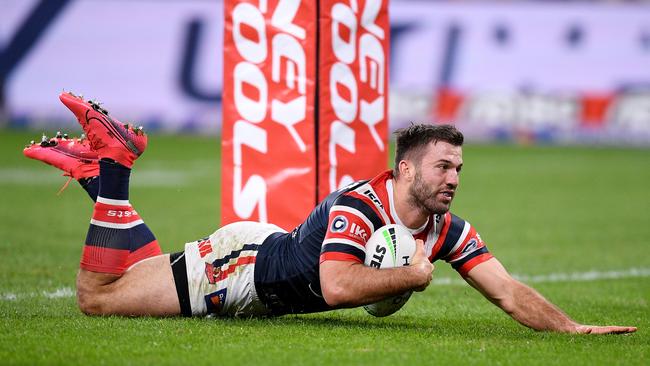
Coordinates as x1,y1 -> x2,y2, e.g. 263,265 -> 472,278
222,0 -> 389,230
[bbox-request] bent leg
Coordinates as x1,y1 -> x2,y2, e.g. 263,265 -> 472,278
77,255 -> 180,316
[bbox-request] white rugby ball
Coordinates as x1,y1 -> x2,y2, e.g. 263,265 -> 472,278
363,224 -> 416,317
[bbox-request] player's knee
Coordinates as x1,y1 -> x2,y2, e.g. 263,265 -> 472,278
76,277 -> 109,315
77,294 -> 98,315
76,284 -> 104,315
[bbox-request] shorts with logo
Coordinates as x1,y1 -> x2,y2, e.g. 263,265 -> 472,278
179,221 -> 285,317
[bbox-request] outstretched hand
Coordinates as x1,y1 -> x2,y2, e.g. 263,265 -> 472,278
410,239 -> 434,292
574,324 -> 637,335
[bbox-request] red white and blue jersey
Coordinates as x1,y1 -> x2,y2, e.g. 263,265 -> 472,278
254,170 -> 493,315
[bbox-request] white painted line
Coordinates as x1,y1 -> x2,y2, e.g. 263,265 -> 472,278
432,267 -> 650,286
1,293 -> 17,301
514,267 -> 650,284
1,286 -> 76,301
43,287 -> 75,299
1,268 -> 649,302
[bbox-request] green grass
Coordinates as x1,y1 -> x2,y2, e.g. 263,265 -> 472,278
0,129 -> 648,365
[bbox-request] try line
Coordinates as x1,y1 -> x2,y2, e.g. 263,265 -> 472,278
2,267 -> 649,301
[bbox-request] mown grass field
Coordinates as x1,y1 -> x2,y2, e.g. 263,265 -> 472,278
0,129 -> 648,365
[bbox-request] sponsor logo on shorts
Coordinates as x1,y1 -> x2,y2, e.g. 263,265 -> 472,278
330,215 -> 348,233
204,289 -> 227,314
197,238 -> 213,258
205,262 -> 222,284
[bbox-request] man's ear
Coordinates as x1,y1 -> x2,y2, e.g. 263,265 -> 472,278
398,160 -> 415,182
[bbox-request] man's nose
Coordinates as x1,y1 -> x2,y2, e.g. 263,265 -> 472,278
446,170 -> 459,188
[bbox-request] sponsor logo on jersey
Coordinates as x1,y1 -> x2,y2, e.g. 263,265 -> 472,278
291,227 -> 299,239
349,222 -> 368,240
197,238 -> 213,258
330,215 -> 349,233
204,288 -> 227,314
362,189 -> 385,210
461,238 -> 478,254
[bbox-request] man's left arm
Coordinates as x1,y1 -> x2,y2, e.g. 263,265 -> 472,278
464,258 -> 637,334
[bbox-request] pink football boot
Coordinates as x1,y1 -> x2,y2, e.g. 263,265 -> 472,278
59,92 -> 147,168
23,132 -> 99,180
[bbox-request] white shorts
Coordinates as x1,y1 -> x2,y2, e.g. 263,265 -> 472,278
182,221 -> 285,317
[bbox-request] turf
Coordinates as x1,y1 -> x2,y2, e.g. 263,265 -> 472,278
0,129 -> 648,365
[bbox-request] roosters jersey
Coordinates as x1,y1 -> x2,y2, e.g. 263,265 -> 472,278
254,170 -> 492,315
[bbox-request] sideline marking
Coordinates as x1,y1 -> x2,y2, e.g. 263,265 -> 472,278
432,267 -> 650,286
2,286 -> 75,301
2,268 -> 649,301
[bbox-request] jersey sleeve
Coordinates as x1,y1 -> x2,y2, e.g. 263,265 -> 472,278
319,195 -> 383,264
438,214 -> 493,277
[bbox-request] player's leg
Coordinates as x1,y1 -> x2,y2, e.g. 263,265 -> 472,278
79,221 -> 283,317
76,255 -> 180,316
59,92 -> 176,316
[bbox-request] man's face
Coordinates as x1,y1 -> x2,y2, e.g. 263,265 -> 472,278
407,141 -> 463,215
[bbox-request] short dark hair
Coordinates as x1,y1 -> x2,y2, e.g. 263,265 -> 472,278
393,124 -> 464,178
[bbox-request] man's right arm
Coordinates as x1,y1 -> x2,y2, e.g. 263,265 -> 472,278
319,239 -> 434,308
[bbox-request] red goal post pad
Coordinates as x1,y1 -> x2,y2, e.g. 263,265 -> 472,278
222,0 -> 389,230
318,0 -> 389,200
222,0 -> 318,229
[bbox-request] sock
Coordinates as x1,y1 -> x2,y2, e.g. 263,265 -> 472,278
79,176 -> 99,202
80,160 -> 162,274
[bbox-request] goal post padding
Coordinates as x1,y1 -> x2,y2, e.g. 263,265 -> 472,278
222,0 -> 389,231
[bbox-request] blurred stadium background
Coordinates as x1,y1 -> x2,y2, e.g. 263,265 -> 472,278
2,1 -> 649,365
3,0 -> 650,144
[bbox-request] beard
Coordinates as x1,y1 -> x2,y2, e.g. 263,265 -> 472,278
408,170 -> 451,215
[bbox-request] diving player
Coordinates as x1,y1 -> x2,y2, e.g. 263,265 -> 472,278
23,92 -> 636,334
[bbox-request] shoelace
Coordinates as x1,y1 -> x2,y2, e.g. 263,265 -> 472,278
56,176 -> 75,196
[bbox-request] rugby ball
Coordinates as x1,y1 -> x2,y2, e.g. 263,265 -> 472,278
363,224 -> 416,317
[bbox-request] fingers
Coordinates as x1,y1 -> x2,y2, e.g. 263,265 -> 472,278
576,325 -> 638,335
413,239 -> 425,256
409,239 -> 434,291
593,326 -> 637,335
